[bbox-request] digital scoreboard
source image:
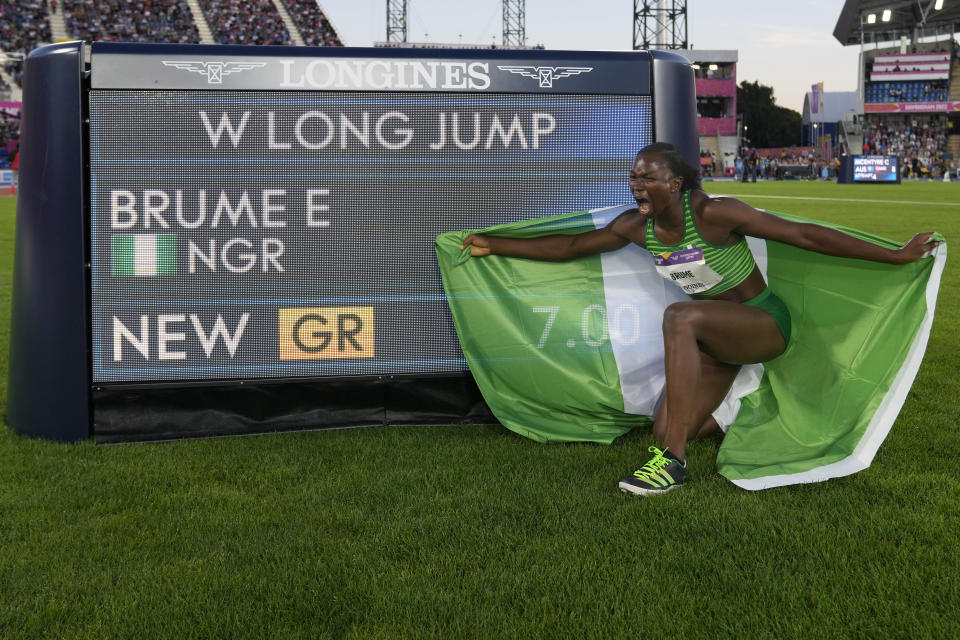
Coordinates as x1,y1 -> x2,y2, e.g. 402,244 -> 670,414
838,155 -> 901,184
852,155 -> 900,183
89,90 -> 652,382
9,42 -> 698,442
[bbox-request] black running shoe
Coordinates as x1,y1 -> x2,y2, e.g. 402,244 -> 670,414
618,446 -> 687,495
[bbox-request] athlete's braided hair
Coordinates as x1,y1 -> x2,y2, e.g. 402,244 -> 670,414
636,142 -> 702,191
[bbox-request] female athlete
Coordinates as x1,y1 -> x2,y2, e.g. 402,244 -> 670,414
461,142 -> 938,496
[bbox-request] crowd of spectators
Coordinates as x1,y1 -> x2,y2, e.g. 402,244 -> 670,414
0,0 -> 347,157
200,0 -> 291,46
751,147 -> 817,164
282,0 -> 341,47
62,0 -> 200,44
3,61 -> 20,88
699,147 -> 836,181
0,0 -> 51,55
862,117 -> 951,178
734,117 -> 954,182
698,150 -> 718,176
4,0 -> 345,59
0,108 -> 20,168
734,147 -> 828,181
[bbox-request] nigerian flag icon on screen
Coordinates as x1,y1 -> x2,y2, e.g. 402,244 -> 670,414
112,234 -> 177,277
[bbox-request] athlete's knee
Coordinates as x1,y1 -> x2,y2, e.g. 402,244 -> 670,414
662,301 -> 702,336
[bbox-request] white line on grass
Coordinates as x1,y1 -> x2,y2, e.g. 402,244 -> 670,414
715,194 -> 960,206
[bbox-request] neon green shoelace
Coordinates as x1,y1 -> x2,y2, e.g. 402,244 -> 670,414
632,446 -> 671,480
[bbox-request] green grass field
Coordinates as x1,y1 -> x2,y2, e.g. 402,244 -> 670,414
1,183 -> 958,639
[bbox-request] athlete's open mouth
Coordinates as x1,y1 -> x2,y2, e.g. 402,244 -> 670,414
635,197 -> 652,215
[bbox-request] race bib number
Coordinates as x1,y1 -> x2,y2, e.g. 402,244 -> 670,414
653,246 -> 723,296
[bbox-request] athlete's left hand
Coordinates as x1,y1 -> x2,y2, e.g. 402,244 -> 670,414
895,232 -> 940,263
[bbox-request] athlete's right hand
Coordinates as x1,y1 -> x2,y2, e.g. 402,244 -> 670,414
461,234 -> 492,257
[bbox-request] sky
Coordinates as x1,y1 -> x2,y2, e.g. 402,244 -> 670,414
316,0 -> 861,113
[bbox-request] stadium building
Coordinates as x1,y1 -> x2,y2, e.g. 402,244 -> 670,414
4,2 -> 959,178
801,89 -> 860,156
671,49 -> 739,177
834,0 -> 960,178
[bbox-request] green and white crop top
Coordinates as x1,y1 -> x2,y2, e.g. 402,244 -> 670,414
643,190 -> 757,298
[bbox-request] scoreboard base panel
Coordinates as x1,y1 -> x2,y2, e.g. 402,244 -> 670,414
92,374 -> 495,444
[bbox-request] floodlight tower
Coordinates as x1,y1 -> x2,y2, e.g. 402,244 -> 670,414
503,0 -> 526,48
386,0 -> 408,43
633,0 -> 688,50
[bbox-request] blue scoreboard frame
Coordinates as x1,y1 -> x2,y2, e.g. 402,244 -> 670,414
9,41 -> 698,442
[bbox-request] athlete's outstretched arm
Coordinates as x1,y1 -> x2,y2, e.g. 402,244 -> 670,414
705,196 -> 938,264
461,210 -> 643,260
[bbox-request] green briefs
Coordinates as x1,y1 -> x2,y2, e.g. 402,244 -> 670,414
742,288 -> 792,347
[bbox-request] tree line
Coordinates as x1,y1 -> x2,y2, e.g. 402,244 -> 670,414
737,80 -> 802,148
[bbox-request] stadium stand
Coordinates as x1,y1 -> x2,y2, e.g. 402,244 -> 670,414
0,106 -> 18,168
861,116 -> 951,178
0,0 -> 51,54
1,60 -> 17,90
865,80 -> 949,103
198,0 -> 292,46
754,147 -> 815,163
864,51 -> 952,103
834,2 -> 960,178
0,0 -> 40,160
61,0 -> 201,44
854,45 -> 957,178
282,0 -> 342,47
869,51 -> 951,80
0,0 -> 345,164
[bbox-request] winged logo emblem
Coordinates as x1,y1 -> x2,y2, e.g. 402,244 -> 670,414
497,65 -> 593,88
161,61 -> 268,84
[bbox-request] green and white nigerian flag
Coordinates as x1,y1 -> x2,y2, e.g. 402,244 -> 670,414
435,206 -> 946,490
112,233 -> 177,277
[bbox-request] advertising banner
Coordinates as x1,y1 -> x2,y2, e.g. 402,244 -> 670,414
864,101 -> 960,113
